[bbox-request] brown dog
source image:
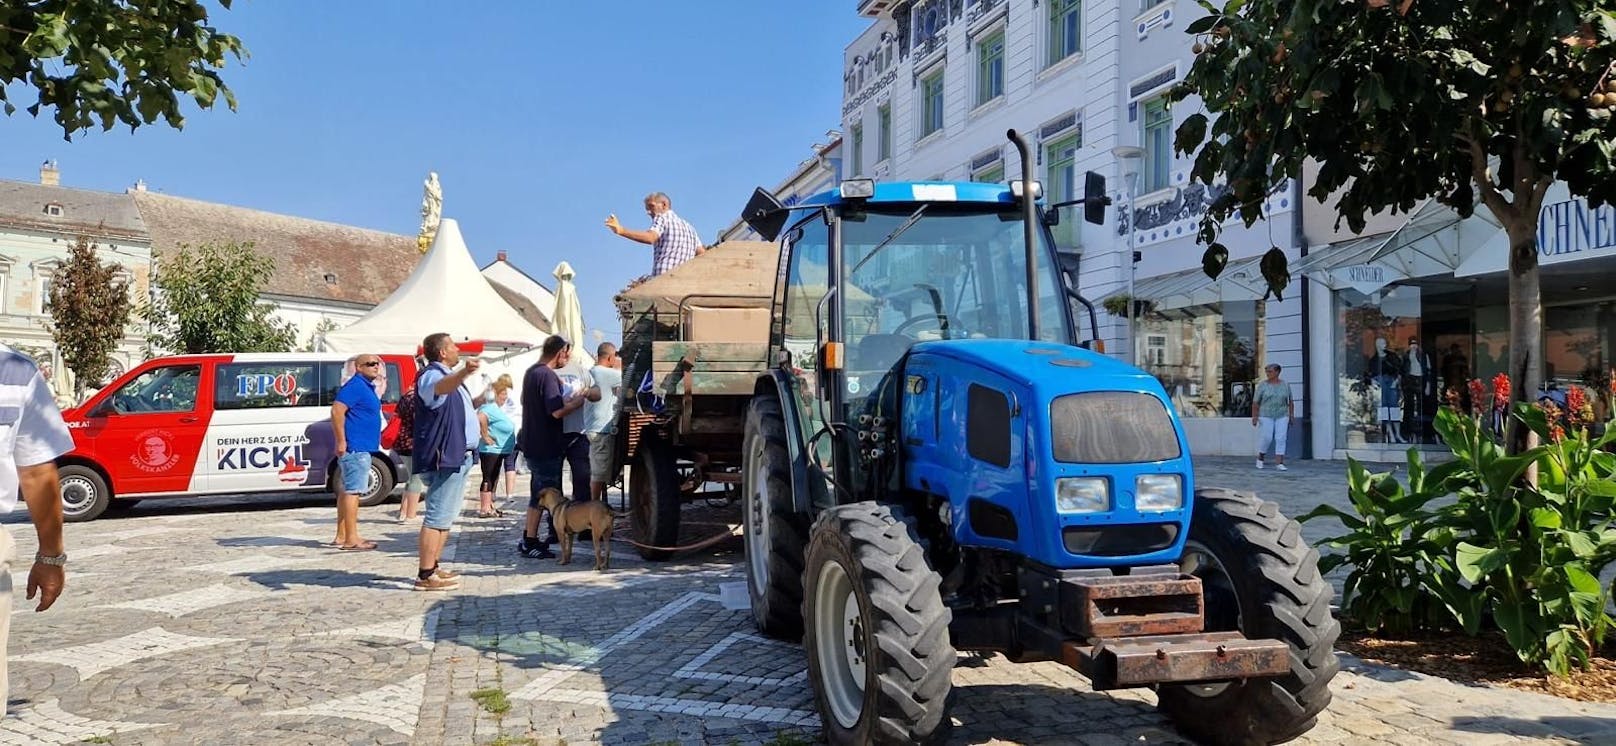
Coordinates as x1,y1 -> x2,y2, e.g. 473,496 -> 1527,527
536,487 -> 615,571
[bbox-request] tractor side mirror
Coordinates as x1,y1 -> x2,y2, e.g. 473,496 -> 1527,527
1083,171 -> 1108,226
1043,206 -> 1061,226
742,187 -> 789,242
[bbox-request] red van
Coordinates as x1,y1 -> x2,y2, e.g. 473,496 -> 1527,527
55,352 -> 420,521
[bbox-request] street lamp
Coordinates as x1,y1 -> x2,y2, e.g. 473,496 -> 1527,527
1111,145 -> 1144,366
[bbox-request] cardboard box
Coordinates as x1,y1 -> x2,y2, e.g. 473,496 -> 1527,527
686,305 -> 771,343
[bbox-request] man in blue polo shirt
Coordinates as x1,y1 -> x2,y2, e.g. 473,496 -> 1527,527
331,353 -> 385,551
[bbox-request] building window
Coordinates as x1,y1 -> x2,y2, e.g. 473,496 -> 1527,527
1142,96 -> 1173,193
920,71 -> 945,138
877,104 -> 893,162
976,30 -> 1005,107
43,203 -> 63,217
851,122 -> 865,176
1048,0 -> 1082,68
1045,130 -> 1082,248
36,276 -> 54,316
1138,301 -> 1266,419
973,163 -> 1004,184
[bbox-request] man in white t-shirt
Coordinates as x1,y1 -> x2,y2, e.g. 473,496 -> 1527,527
0,345 -> 72,719
583,343 -> 624,501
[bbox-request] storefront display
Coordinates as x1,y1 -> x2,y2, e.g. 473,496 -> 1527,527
1138,300 -> 1265,419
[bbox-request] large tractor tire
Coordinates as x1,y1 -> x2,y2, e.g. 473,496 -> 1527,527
58,465 -> 110,523
628,430 -> 682,561
742,393 -> 810,641
1158,487 -> 1340,746
803,502 -> 954,745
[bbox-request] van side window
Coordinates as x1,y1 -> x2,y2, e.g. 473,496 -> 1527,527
315,361 -> 401,406
215,363 -> 320,410
111,366 -> 201,414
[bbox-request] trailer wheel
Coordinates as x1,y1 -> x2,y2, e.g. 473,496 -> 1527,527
1158,487 -> 1340,746
628,430 -> 681,561
742,393 -> 809,640
803,502 -> 953,745
59,465 -> 110,523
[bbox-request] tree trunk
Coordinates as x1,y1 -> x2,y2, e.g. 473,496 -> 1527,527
1505,222 -> 1543,457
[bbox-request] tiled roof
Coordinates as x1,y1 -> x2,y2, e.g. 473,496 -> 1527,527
488,276 -> 552,331
0,180 -> 148,240
133,192 -> 419,306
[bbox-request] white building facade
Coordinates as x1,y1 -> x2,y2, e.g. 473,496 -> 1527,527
840,0 -> 1306,456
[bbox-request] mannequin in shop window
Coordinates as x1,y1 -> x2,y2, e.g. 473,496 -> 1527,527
1403,337 -> 1435,444
1367,336 -> 1406,443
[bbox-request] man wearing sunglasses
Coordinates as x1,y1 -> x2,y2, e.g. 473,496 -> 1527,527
332,354 -> 386,550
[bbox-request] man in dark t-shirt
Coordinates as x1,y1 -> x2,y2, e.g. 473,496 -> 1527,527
518,335 -> 585,558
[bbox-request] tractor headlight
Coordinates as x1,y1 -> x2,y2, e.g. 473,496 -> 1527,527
1135,474 -> 1184,512
1056,477 -> 1110,514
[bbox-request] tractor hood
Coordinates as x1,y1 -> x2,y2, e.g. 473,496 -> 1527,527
911,339 -> 1161,394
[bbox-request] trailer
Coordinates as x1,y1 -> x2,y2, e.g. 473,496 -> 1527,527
611,241 -> 778,559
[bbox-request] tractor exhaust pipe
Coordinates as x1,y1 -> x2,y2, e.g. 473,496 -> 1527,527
1008,129 -> 1039,341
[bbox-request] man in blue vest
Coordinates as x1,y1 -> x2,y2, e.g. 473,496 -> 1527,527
412,333 -> 483,592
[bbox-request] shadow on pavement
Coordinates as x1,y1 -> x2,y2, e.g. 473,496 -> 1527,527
244,568 -> 408,591
1450,715 -> 1616,744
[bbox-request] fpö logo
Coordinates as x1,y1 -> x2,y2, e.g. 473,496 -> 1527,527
236,372 -> 299,398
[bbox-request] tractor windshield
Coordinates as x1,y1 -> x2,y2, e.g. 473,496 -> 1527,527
839,203 -> 1069,387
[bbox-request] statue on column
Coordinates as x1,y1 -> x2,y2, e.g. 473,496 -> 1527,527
418,171 -> 442,253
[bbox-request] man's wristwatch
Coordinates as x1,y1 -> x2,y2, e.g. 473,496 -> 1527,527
34,553 -> 66,567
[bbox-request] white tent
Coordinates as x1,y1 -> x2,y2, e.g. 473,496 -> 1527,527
323,218 -> 547,354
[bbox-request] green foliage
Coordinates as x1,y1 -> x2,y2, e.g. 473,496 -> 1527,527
1304,404 -> 1616,674
0,0 -> 246,139
469,687 -> 512,715
47,236 -> 132,398
142,242 -> 296,354
1173,0 -> 1616,294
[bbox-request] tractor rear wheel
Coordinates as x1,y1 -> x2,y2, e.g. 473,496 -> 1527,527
1157,487 -> 1340,746
742,393 -> 809,641
803,502 -> 953,745
628,429 -> 681,561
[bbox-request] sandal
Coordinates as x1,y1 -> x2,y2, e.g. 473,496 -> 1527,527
339,541 -> 378,551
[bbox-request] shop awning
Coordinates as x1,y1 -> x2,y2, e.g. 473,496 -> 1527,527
1294,197 -> 1504,291
1103,253 -> 1272,313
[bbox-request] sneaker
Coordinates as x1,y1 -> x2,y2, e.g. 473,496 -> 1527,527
1276,464 -> 1289,472
1255,459 -> 1265,470
518,540 -> 555,559
413,575 -> 459,592
433,567 -> 461,581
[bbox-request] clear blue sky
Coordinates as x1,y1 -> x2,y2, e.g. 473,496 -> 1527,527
0,1 -> 869,346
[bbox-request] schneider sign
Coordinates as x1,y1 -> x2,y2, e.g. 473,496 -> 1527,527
1538,196 -> 1616,258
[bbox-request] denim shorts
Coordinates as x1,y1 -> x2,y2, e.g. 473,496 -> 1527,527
421,462 -> 472,530
338,451 -> 372,494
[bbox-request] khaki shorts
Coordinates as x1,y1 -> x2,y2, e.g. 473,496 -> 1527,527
587,432 -> 615,482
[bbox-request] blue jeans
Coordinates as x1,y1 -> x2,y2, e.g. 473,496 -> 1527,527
337,451 -> 372,494
421,461 -> 472,530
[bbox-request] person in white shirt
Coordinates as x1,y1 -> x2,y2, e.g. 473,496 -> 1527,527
0,345 -> 71,719
583,343 -> 624,501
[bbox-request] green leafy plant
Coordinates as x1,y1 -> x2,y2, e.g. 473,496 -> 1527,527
47,236 -> 133,398
469,687 -> 511,715
142,241 -> 297,354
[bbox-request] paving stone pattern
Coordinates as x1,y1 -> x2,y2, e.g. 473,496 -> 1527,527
0,457 -> 1610,745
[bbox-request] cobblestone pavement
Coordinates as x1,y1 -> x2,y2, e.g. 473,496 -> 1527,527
0,457 -> 1612,745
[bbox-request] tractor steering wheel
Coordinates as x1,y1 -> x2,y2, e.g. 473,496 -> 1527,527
893,312 -> 957,339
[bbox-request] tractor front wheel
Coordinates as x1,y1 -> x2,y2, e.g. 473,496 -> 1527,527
742,393 -> 809,640
1158,487 -> 1340,746
803,502 -> 954,745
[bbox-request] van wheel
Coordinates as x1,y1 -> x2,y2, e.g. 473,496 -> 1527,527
59,466 -> 111,522
358,455 -> 396,507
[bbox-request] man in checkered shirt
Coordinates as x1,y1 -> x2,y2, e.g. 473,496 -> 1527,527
604,192 -> 705,275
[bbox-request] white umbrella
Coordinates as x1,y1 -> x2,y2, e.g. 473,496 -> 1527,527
551,261 -> 593,368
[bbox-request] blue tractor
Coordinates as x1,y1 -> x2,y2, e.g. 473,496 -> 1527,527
737,130 -> 1339,745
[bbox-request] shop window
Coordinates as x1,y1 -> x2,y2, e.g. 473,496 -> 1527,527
1335,285 -> 1429,447
1137,300 -> 1265,419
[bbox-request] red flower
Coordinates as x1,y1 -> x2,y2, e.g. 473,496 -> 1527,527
1468,379 -> 1487,417
1567,387 -> 1589,425
1492,373 -> 1512,409
1551,424 -> 1567,443
1445,387 -> 1461,411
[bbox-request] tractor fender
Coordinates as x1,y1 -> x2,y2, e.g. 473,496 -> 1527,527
757,370 -> 820,516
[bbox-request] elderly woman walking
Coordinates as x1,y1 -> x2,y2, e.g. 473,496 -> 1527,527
475,377 -> 518,518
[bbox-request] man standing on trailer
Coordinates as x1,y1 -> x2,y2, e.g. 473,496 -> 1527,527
604,191 -> 705,276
